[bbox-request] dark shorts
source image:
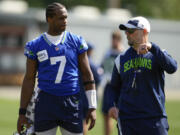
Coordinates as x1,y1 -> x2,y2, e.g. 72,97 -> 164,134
34,90 -> 83,133
102,83 -> 112,114
119,117 -> 169,135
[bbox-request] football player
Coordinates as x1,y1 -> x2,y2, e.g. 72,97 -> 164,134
16,2 -> 97,135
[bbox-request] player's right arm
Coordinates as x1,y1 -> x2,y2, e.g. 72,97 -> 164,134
17,58 -> 37,133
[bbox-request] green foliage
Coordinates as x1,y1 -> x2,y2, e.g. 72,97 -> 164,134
121,0 -> 180,20
24,0 -> 180,20
25,0 -> 106,10
0,98 -> 180,135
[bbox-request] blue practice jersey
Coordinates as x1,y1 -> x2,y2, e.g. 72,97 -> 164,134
109,43 -> 177,119
24,31 -> 88,96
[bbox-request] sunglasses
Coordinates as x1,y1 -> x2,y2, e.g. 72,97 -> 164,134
125,29 -> 137,34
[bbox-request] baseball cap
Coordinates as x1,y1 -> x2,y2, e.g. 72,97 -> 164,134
119,16 -> 150,33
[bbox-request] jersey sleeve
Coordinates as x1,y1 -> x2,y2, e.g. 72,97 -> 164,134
77,36 -> 88,54
150,42 -> 177,74
24,42 -> 37,60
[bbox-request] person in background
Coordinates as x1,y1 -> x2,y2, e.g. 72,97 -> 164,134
87,42 -> 102,89
101,30 -> 124,135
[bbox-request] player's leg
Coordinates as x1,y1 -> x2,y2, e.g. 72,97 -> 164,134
34,91 -> 59,134
35,127 -> 57,135
60,127 -> 83,135
102,84 -> 113,135
58,92 -> 84,135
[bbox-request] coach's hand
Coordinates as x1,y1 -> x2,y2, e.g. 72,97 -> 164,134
17,115 -> 29,133
137,42 -> 152,55
108,107 -> 119,120
86,108 -> 96,130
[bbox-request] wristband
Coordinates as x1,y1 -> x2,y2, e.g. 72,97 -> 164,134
83,80 -> 95,86
85,90 -> 97,109
19,108 -> 27,115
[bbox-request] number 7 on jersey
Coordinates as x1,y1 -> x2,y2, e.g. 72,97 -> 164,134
50,56 -> 66,84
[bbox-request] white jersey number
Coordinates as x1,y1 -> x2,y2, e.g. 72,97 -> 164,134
50,56 -> 66,84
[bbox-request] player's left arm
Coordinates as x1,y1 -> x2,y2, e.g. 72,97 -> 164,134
78,52 -> 96,130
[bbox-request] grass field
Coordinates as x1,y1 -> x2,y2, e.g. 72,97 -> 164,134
0,98 -> 180,135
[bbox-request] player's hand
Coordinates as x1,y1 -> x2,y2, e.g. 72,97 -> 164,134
108,107 -> 119,120
86,108 -> 96,130
137,42 -> 152,55
17,115 -> 29,133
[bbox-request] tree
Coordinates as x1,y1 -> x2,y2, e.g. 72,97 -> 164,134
25,0 -> 180,20
25,0 -> 106,10
121,0 -> 180,20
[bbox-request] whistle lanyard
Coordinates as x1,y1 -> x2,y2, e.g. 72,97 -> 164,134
131,69 -> 137,88
131,54 -> 142,88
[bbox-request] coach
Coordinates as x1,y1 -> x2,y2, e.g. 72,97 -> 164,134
108,16 -> 177,135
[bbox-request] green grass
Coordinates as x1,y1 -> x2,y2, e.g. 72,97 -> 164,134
0,98 -> 179,135
166,101 -> 180,135
0,98 -> 19,135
